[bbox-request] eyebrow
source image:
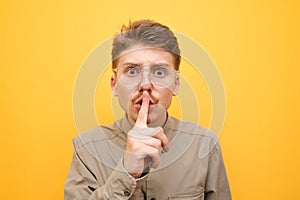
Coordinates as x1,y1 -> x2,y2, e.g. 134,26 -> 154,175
121,62 -> 170,67
121,62 -> 140,67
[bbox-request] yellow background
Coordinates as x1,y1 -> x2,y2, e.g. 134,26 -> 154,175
1,0 -> 300,199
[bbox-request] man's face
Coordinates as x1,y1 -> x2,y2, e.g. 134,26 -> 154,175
111,46 -> 180,126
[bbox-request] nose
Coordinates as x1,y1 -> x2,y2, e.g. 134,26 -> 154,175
138,70 -> 152,91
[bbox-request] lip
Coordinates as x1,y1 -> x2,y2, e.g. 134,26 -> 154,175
134,96 -> 155,105
134,99 -> 155,110
132,92 -> 159,111
134,103 -> 155,110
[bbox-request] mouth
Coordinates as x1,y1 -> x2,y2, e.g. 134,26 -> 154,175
134,97 -> 156,109
136,99 -> 154,106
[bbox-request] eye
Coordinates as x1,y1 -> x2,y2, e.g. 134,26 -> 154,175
153,67 -> 166,77
126,67 -> 139,76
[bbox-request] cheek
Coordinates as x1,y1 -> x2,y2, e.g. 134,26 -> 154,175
116,84 -> 136,111
158,89 -> 174,109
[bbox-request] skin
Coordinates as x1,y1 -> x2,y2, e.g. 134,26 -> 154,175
111,46 -> 180,178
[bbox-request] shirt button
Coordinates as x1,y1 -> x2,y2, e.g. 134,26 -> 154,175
123,190 -> 130,196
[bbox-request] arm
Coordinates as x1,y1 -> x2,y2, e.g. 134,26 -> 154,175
64,140 -> 147,200
64,92 -> 167,199
204,141 -> 232,200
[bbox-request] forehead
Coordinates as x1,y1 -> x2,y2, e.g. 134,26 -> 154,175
117,46 -> 175,67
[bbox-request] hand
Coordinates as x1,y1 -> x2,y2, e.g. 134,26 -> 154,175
124,91 -> 169,179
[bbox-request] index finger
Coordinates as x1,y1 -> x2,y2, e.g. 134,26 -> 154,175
135,91 -> 150,128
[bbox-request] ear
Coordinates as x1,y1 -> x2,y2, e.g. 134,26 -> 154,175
172,76 -> 180,95
111,75 -> 118,96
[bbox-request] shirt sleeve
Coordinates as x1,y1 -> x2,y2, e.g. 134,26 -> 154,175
64,138 -> 148,200
204,140 -> 232,200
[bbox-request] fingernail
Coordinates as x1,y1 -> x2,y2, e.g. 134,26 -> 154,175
162,147 -> 169,153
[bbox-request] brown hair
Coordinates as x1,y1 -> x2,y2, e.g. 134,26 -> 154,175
112,19 -> 181,70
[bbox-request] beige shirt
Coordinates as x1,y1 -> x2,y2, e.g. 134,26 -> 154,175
64,115 -> 231,200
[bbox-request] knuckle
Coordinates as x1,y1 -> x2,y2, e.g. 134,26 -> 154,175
164,138 -> 169,145
150,147 -> 160,156
128,141 -> 141,152
154,139 -> 162,149
155,127 -> 163,134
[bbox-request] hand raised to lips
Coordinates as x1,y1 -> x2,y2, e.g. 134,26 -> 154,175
131,91 -> 169,150
124,91 -> 169,178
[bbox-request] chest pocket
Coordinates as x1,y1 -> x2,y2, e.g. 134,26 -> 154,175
168,189 -> 204,200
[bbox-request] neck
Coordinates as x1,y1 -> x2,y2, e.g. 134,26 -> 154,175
127,112 -> 168,128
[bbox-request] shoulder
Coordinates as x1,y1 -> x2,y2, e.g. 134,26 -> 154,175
170,117 -> 217,139
169,117 -> 220,157
72,123 -> 119,149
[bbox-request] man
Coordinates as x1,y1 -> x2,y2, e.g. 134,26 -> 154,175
65,19 -> 231,200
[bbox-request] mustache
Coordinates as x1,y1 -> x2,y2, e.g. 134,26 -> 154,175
132,92 -> 159,104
